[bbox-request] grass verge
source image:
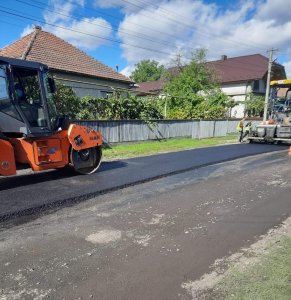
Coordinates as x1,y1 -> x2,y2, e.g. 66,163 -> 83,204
214,236 -> 291,300
103,135 -> 237,160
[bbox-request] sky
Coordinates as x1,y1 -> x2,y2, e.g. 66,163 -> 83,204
0,0 -> 290,77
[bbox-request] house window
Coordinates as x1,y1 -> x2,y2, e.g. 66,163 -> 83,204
100,91 -> 113,99
253,80 -> 260,91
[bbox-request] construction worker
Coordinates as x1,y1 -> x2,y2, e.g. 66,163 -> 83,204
236,118 -> 245,143
242,121 -> 252,141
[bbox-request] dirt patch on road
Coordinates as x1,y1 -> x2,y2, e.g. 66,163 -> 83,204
182,215 -> 291,299
85,229 -> 122,244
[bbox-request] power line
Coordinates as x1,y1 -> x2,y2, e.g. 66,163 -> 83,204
14,0 -> 178,49
0,17 -> 26,28
0,15 -> 277,74
4,0 -> 283,68
0,4 -> 286,72
0,7 -> 178,57
16,0 -> 268,52
118,0 -> 268,51
15,0 -> 188,46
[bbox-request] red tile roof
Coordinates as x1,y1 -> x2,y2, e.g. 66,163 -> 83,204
0,27 -> 132,83
208,54 -> 279,84
135,80 -> 164,95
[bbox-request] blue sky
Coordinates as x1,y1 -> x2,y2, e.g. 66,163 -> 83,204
0,0 -> 290,76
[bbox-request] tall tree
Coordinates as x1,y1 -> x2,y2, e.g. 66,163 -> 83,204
130,60 -> 165,83
163,49 -> 217,105
163,49 -> 229,118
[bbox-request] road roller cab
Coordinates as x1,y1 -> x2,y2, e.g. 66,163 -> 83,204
0,56 -> 102,176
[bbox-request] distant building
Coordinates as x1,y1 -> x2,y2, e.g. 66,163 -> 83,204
134,80 -> 164,97
134,54 -> 286,118
0,26 -> 132,98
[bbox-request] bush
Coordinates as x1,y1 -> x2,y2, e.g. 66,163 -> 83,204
191,101 -> 226,119
77,94 -> 163,120
54,83 -> 80,118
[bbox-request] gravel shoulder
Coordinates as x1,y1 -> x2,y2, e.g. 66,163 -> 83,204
182,216 -> 291,299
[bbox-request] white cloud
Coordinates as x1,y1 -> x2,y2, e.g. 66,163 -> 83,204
120,65 -> 135,77
116,0 -> 259,65
52,18 -> 112,50
21,24 -> 34,37
94,0 -> 157,13
118,0 -> 209,64
257,0 -> 291,24
44,0 -> 74,24
114,0 -> 291,73
283,61 -> 291,78
42,0 -> 112,50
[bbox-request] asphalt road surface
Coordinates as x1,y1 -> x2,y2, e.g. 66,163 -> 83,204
0,143 -> 288,221
0,149 -> 290,299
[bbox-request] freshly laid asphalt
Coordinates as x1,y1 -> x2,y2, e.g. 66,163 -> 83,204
0,143 -> 287,221
0,148 -> 290,299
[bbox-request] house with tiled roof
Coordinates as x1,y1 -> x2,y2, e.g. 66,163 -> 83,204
0,26 -> 133,98
135,54 -> 286,117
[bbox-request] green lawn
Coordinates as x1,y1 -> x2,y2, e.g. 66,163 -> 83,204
103,135 -> 237,160
214,236 -> 291,300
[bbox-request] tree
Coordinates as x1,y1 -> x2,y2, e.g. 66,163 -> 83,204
245,93 -> 265,117
163,49 -> 217,104
130,60 -> 165,83
207,88 -> 236,117
163,49 -> 227,118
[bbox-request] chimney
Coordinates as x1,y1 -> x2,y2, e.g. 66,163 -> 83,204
34,25 -> 42,32
221,55 -> 227,61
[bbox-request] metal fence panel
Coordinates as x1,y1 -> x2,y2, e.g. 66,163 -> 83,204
214,120 -> 228,137
77,119 -> 259,143
168,120 -> 192,138
227,120 -> 238,134
98,121 -> 120,143
191,121 -> 200,139
199,121 -> 215,139
148,122 -> 166,140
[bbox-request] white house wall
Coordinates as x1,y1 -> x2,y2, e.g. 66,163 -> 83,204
220,81 -> 266,118
221,82 -> 252,96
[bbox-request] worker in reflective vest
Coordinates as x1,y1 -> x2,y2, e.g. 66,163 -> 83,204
236,118 -> 245,143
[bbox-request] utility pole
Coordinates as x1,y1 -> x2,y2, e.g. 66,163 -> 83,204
263,48 -> 278,122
